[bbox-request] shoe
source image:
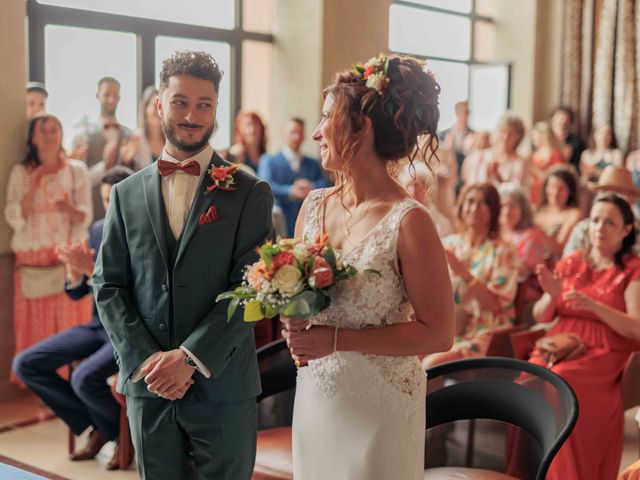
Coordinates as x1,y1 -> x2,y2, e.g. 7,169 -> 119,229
70,429 -> 106,461
106,441 -> 134,470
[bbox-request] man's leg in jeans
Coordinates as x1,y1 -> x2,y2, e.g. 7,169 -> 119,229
12,325 -> 105,436
69,328 -> 120,442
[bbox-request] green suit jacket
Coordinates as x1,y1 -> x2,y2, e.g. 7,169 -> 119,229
93,152 -> 274,401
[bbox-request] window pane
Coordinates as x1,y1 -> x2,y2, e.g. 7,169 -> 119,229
427,60 -> 469,131
473,21 -> 496,62
469,64 -> 509,131
38,0 -> 235,30
389,4 -> 471,61
402,0 -> 471,13
156,36 -> 232,149
44,25 -> 137,148
243,0 -> 272,33
242,41 -> 272,124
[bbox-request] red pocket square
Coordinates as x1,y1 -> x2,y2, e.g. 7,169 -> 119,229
199,205 -> 220,225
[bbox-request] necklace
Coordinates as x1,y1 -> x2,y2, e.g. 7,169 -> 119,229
344,203 -> 371,237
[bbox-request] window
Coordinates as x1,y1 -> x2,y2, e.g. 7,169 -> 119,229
27,0 -> 273,149
389,1 -> 509,132
44,25 -> 137,146
37,0 -> 235,30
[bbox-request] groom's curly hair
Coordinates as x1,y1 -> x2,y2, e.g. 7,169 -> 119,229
159,50 -> 223,93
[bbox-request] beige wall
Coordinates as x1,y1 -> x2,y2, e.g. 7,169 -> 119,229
533,0 -> 565,122
321,0 -> 393,88
269,0 -> 324,157
1,1 -> 26,254
492,0 -> 564,132
0,0 -> 26,400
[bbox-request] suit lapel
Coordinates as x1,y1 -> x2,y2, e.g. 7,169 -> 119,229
174,152 -> 224,266
142,166 -> 169,268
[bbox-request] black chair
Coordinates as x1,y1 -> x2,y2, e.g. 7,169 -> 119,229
424,357 -> 578,480
253,339 -> 296,480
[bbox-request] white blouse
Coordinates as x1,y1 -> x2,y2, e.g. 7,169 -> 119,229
4,159 -> 92,252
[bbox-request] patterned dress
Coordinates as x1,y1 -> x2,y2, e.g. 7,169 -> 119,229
4,160 -> 93,383
442,234 -> 518,353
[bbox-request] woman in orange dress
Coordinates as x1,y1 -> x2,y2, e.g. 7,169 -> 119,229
4,114 -> 93,383
530,193 -> 640,480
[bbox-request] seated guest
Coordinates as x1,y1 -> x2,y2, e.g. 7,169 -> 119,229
580,123 -> 624,183
498,182 -> 551,280
530,193 -> 640,480
564,166 -> 640,256
534,166 -> 583,257
550,105 -> 586,172
398,160 -> 454,238
12,167 -> 134,470
461,112 -> 528,188
530,121 -> 566,207
26,81 -> 48,119
423,183 -> 518,367
258,117 -> 328,236
226,111 -> 267,173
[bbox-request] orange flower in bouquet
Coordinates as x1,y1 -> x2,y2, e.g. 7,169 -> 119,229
216,234 -> 377,322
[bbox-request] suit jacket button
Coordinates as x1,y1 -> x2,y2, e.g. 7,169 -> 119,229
161,283 -> 168,292
158,323 -> 167,332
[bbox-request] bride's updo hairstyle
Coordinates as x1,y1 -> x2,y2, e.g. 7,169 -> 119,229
324,54 -> 441,176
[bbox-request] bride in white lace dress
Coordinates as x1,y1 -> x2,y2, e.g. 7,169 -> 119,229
281,55 -> 455,480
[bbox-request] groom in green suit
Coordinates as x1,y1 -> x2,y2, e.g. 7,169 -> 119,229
93,51 -> 273,479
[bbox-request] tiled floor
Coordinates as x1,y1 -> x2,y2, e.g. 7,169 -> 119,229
0,392 -> 638,479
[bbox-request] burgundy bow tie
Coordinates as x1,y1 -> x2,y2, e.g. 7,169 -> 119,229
157,159 -> 201,177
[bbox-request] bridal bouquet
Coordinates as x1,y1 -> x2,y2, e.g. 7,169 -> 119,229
217,235 -> 367,322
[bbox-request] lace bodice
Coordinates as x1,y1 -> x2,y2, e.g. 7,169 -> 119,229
303,189 -> 417,329
299,189 -> 426,412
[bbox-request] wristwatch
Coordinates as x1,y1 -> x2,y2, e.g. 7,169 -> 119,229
184,354 -> 198,369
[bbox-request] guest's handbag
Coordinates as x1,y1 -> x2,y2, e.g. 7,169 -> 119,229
19,264 -> 66,299
531,332 -> 586,368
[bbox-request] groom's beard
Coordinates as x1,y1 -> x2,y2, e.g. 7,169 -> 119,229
161,117 -> 215,153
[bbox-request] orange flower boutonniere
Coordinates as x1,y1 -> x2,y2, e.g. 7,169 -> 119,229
204,164 -> 239,196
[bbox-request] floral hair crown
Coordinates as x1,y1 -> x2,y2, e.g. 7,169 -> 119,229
351,54 -> 390,94
351,54 -> 437,121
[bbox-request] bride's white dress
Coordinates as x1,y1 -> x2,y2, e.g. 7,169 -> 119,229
292,189 -> 426,480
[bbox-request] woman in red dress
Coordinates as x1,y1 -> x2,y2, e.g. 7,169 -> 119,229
530,193 -> 640,480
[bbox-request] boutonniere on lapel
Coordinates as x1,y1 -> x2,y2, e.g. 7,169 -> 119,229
203,164 -> 239,196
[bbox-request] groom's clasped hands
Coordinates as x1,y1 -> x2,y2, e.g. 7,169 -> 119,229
281,316 -> 336,365
140,349 -> 195,401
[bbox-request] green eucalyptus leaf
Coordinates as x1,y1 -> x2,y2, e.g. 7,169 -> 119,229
323,246 -> 337,270
226,296 -> 240,322
262,303 -> 278,319
216,291 -> 237,302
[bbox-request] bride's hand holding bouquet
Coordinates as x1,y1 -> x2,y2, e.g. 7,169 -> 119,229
216,234 -> 376,363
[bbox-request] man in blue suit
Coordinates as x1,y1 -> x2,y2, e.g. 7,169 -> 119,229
13,166 -> 133,470
258,117 -> 328,236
